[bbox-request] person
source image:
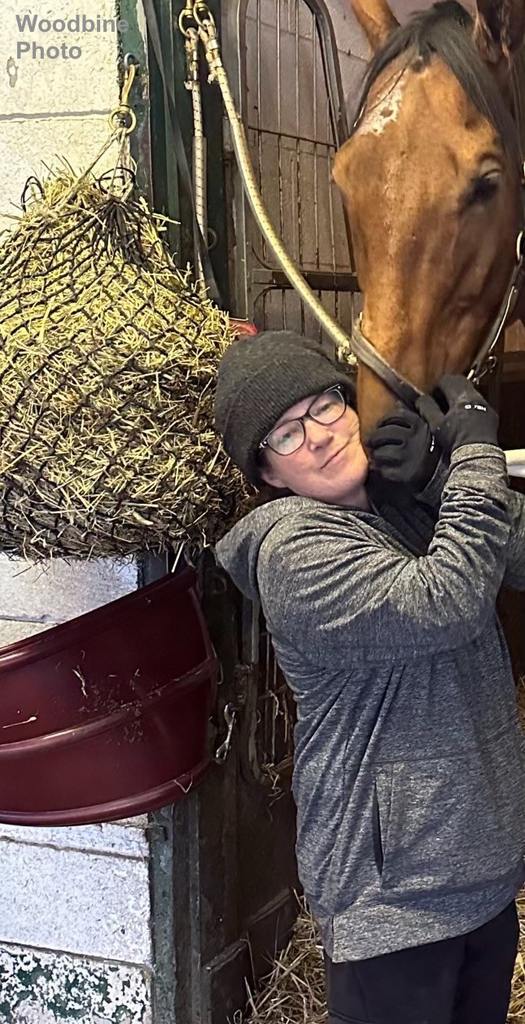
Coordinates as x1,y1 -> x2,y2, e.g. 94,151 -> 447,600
213,329 -> 525,1024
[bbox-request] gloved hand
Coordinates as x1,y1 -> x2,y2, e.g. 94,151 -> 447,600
417,375 -> 499,454
367,407 -> 440,493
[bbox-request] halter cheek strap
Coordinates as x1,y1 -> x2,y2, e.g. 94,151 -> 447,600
352,214 -> 525,406
467,226 -> 525,383
351,317 -> 424,408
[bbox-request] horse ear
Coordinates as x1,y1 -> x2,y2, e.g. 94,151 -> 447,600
350,0 -> 399,52
474,0 -> 525,62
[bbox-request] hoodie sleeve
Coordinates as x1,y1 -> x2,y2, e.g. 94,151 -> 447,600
503,489 -> 525,590
414,451 -> 525,592
257,445 -> 512,663
415,450 -> 448,508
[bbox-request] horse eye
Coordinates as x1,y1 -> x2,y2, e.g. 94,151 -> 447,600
466,175 -> 499,206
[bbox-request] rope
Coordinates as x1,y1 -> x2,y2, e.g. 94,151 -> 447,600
181,2 -> 355,363
142,0 -> 222,304
182,20 -> 208,296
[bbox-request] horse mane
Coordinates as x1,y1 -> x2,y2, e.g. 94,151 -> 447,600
351,0 -> 520,163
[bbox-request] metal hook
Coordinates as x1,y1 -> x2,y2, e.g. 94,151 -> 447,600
109,58 -> 138,134
215,703 -> 237,763
120,61 -> 137,107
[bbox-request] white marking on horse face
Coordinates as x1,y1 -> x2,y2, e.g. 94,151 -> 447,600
357,72 -> 408,136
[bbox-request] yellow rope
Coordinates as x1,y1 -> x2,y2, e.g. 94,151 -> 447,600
180,2 -> 356,363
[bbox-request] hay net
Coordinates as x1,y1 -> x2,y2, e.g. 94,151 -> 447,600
0,168 -> 244,560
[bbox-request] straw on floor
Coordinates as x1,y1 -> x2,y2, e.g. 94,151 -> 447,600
241,892 -> 525,1024
244,681 -> 525,1023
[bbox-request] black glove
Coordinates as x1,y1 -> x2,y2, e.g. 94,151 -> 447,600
367,407 -> 440,492
417,375 -> 499,454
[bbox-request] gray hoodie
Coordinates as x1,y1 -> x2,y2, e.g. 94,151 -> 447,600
216,444 -> 525,961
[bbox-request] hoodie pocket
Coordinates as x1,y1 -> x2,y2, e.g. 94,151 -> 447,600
371,781 -> 384,875
374,746 -> 524,895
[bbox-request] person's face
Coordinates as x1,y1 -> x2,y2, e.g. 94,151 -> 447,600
259,388 -> 369,507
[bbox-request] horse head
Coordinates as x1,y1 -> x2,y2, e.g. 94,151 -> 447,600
333,0 -> 525,433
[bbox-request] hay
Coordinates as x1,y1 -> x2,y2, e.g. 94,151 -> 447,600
244,681 -> 525,1024
0,169 -> 245,559
242,898 -> 327,1024
243,897 -> 525,1024
509,890 -> 525,1022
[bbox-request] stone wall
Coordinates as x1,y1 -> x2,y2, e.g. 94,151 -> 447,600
0,2 -> 153,1021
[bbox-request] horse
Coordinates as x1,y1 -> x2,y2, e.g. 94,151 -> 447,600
332,0 -> 525,438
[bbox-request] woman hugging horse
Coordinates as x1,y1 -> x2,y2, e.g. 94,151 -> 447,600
214,329 -> 525,1024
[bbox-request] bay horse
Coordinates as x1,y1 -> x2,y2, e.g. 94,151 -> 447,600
333,0 -> 525,437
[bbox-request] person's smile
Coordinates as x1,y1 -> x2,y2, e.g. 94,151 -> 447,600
322,442 -> 349,470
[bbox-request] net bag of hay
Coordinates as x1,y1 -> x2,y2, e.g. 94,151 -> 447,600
0,168 -> 244,560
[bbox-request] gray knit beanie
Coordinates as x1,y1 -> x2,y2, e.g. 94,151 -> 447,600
214,330 -> 356,484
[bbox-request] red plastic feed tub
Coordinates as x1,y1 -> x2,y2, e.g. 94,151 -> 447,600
0,566 -> 217,825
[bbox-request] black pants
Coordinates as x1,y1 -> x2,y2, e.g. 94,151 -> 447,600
325,902 -> 519,1024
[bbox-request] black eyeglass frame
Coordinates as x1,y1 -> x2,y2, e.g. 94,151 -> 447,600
258,385 -> 348,457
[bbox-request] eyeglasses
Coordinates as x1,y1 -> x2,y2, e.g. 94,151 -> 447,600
259,386 -> 347,457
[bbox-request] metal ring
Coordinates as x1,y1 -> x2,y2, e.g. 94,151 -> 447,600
516,230 -> 525,262
108,107 -> 137,134
193,1 -> 216,29
178,8 -> 196,37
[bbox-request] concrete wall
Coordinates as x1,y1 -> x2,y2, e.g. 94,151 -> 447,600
0,3 -> 153,1021
0,817 -> 152,1024
0,0 -> 123,232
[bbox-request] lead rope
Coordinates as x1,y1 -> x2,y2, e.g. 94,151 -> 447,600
180,4 -> 208,298
142,0 -> 222,303
172,4 -> 525,477
179,2 -> 356,364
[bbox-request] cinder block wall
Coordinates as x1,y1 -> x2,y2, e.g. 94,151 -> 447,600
0,2 -> 153,1021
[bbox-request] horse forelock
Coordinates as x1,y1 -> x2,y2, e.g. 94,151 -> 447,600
350,0 -> 520,166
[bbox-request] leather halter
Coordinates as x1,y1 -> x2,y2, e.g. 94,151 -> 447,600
350,66 -> 525,408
